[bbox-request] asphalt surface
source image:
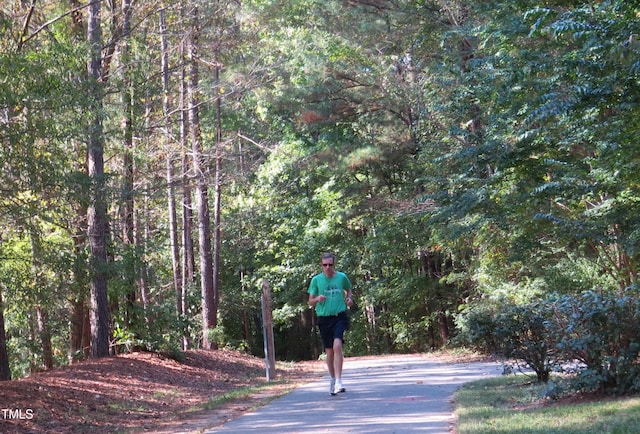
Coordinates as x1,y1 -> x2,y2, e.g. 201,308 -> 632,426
206,355 -> 502,433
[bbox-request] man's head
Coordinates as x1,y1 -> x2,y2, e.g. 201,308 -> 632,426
321,252 -> 336,277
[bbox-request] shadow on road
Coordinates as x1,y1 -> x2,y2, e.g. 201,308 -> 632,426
206,354 -> 501,434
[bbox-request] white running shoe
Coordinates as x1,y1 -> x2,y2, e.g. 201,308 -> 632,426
330,378 -> 337,396
334,379 -> 346,394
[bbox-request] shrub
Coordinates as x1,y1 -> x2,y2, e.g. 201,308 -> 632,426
493,302 -> 557,382
546,290 -> 640,394
454,302 -> 498,353
456,290 -> 640,395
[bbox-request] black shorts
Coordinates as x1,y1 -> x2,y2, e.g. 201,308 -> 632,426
317,311 -> 350,349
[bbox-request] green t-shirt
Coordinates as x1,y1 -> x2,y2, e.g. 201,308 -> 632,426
308,271 -> 352,316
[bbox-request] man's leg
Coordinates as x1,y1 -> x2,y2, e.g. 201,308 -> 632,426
325,347 -> 335,378
333,314 -> 349,393
332,338 -> 343,379
333,337 -> 346,393
325,347 -> 336,395
319,318 -> 336,379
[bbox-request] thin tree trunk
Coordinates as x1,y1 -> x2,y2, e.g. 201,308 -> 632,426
83,308 -> 91,356
181,81 -> 195,288
181,146 -> 195,349
137,187 -> 151,325
0,289 -> 11,380
180,7 -> 195,349
120,0 -> 137,329
36,307 -> 53,370
69,149 -> 91,361
29,228 -> 53,370
160,8 -> 183,318
188,4 -> 216,350
137,85 -> 153,328
437,311 -> 450,345
69,296 -> 87,361
68,0 -> 91,363
87,0 -> 111,358
212,55 -> 223,343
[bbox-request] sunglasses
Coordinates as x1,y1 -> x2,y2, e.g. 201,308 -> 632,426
322,263 -> 334,267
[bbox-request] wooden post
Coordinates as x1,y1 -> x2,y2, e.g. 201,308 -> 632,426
261,279 -> 276,381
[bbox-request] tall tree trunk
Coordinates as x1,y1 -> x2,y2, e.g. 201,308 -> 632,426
437,311 -> 450,344
69,296 -> 87,361
160,8 -> 183,319
0,289 -> 11,380
29,228 -> 53,370
87,0 -> 111,358
67,0 -> 91,363
36,307 -> 53,370
69,177 -> 91,361
120,0 -> 137,329
69,147 -> 91,361
181,142 -> 195,350
180,7 -> 195,349
137,86 -> 153,328
181,68 -> 195,287
137,186 -> 151,326
188,4 -> 216,350
212,54 -> 223,338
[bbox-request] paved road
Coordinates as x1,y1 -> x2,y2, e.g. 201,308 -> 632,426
206,355 -> 501,433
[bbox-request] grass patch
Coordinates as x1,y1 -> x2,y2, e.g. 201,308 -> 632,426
454,374 -> 640,434
151,387 -> 182,401
199,381 -> 291,411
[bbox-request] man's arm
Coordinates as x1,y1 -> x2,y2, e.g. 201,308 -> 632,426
345,275 -> 354,306
308,277 -> 326,307
309,293 -> 327,307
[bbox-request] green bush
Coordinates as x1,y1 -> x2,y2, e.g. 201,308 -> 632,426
456,290 -> 640,395
454,302 -> 498,353
493,303 -> 556,382
546,291 -> 640,394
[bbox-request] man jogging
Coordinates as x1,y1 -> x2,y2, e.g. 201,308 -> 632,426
308,252 -> 354,396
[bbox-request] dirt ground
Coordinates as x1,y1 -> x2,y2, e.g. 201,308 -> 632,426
0,349 -> 324,434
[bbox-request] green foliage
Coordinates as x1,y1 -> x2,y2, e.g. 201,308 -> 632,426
420,0 -> 640,293
112,300 -> 186,361
457,289 -> 640,395
0,226 -> 74,377
546,291 -> 640,395
494,303 -> 555,382
540,255 -> 620,295
454,303 -> 498,354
